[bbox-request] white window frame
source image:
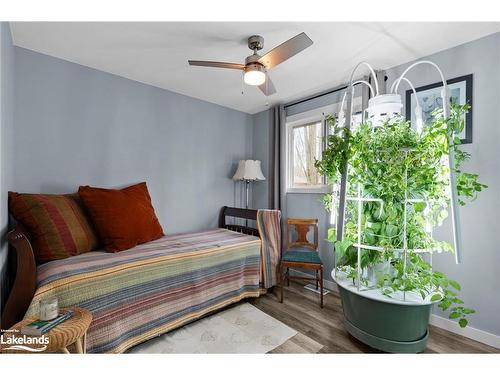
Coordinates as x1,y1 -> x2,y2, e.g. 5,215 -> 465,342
286,115 -> 330,194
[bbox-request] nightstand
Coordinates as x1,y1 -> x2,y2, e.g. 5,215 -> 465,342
0,307 -> 92,354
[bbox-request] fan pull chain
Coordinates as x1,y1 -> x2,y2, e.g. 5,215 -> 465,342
241,71 -> 245,95
265,71 -> 269,106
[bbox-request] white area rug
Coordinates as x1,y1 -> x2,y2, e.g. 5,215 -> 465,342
128,303 -> 297,353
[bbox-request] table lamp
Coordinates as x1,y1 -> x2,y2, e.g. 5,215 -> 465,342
232,160 -> 265,209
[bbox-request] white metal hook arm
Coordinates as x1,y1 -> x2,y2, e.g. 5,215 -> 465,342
337,80 -> 375,129
349,61 -> 380,96
395,77 -> 424,133
353,80 -> 375,98
393,60 -> 462,263
336,62 -> 378,244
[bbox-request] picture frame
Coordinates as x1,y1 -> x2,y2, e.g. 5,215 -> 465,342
405,74 -> 473,144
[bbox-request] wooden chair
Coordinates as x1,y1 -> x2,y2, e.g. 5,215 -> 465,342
279,218 -> 324,308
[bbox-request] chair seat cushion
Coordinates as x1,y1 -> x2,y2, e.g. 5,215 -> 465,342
282,250 -> 322,264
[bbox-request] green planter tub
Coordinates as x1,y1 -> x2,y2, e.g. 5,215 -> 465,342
333,270 -> 438,353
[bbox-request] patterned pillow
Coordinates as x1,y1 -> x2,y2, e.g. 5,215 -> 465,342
8,192 -> 100,264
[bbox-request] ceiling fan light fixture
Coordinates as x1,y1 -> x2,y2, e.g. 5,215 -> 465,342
187,32 -> 313,96
244,63 -> 266,86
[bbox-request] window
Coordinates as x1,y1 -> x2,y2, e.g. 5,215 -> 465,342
287,119 -> 327,192
285,97 -> 364,193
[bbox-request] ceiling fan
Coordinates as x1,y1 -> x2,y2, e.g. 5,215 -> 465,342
188,32 -> 313,96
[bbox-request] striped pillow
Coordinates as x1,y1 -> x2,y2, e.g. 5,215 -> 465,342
8,192 -> 100,264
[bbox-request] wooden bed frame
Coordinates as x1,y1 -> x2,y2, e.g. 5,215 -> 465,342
1,225 -> 36,330
0,206 -> 259,330
218,205 -> 259,237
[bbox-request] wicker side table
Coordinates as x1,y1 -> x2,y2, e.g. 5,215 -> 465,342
0,307 -> 92,354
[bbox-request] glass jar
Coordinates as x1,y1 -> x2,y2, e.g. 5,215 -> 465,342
39,296 -> 59,321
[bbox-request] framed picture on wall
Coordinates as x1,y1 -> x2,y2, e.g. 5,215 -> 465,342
405,74 -> 473,144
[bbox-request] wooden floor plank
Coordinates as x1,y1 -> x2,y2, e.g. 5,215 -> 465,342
269,333 -> 324,354
250,280 -> 499,354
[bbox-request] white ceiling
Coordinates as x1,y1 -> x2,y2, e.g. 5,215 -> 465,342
10,22 -> 500,114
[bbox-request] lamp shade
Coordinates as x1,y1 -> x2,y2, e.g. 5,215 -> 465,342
232,160 -> 266,181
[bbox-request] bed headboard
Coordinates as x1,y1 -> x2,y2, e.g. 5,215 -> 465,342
1,225 -> 36,330
218,206 -> 259,237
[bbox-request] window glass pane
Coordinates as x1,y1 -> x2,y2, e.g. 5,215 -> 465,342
292,121 -> 322,187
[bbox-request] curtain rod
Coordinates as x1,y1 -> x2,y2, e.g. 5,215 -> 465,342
283,80 -> 368,110
283,84 -> 348,109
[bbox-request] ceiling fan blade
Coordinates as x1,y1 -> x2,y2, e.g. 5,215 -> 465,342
258,75 -> 277,96
188,60 -> 245,70
258,32 -> 313,69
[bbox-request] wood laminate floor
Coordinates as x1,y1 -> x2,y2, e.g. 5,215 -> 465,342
248,280 -> 499,354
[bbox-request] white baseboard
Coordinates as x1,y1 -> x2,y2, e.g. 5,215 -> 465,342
429,314 -> 500,349
288,269 -> 500,349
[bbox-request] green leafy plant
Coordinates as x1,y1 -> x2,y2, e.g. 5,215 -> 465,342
316,103 -> 485,327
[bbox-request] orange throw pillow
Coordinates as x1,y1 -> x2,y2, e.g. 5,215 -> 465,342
78,182 -> 164,252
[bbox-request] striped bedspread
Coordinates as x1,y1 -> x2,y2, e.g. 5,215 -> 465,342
24,229 -> 262,353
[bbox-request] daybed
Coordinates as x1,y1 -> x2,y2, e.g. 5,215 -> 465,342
1,206 -> 281,353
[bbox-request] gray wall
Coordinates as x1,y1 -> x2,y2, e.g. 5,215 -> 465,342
1,44 -> 254,312
9,46 -> 253,235
0,38 -> 255,313
0,23 -> 15,313
385,32 -> 500,335
252,32 -> 500,336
